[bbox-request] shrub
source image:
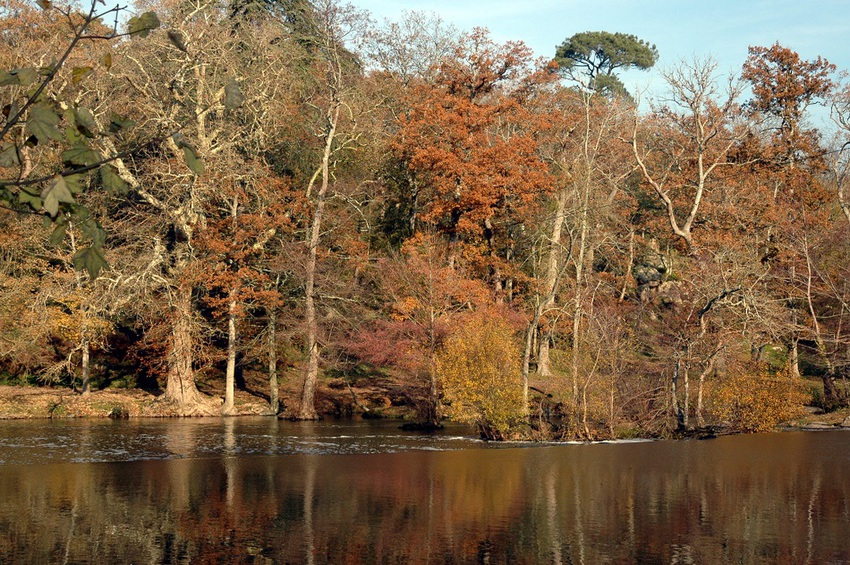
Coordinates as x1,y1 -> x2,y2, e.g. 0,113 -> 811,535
436,310 -> 526,439
709,367 -> 808,432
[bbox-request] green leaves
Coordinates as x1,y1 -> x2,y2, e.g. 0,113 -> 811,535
49,218 -> 67,246
225,79 -> 245,110
0,143 -> 19,167
62,145 -> 101,166
0,68 -> 38,87
173,134 -> 204,175
128,12 -> 160,38
100,165 -> 128,196
108,114 -> 135,134
71,66 -> 93,85
73,245 -> 108,278
73,107 -> 98,138
27,105 -> 63,143
41,175 -> 77,217
17,188 -> 41,210
182,145 -> 204,175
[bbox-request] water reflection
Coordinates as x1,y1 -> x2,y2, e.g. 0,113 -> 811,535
0,428 -> 848,562
0,418 -> 485,465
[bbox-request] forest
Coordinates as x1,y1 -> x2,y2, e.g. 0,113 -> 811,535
1,0 -> 849,440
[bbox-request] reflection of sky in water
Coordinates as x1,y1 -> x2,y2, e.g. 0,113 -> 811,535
0,418 -> 487,465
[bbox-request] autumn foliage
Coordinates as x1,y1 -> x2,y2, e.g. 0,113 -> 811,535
709,365 -> 808,433
0,0 -> 848,434
436,308 -> 526,439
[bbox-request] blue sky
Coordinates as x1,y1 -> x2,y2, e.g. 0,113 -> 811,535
354,0 -> 849,115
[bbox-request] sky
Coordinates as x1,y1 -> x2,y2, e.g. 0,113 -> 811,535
352,0 -> 849,121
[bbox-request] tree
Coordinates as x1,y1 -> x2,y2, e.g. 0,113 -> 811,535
742,44 -> 845,408
362,10 -> 458,86
523,82 -> 634,434
436,308 -> 526,440
195,169 -> 287,414
0,0 -> 160,277
95,0 -> 303,413
295,0 -> 372,420
392,28 -> 551,294
632,57 -> 746,251
742,43 -> 834,164
555,31 -> 657,98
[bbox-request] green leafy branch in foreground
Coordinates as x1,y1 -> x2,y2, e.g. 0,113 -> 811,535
0,0 -> 210,277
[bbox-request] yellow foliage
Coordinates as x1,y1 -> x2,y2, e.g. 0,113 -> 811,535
709,368 -> 808,433
46,292 -> 112,344
436,311 -> 526,439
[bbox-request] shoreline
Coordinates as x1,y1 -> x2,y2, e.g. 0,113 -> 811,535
0,383 -> 411,421
1,385 -> 849,437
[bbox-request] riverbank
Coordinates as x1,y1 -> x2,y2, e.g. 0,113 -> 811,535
1,384 -> 849,435
0,386 -> 265,418
0,378 -> 414,420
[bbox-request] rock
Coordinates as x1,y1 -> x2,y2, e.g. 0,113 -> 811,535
656,281 -> 683,306
633,264 -> 663,287
803,422 -> 835,430
842,416 -> 850,428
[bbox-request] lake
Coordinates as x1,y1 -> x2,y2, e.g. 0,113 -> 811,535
0,418 -> 848,563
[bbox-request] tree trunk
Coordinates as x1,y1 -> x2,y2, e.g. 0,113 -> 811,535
298,100 -> 339,421
521,313 -> 536,414
300,291 -> 321,420
425,311 -> 441,425
570,181 -> 590,406
536,187 -> 569,379
682,363 -> 690,429
537,333 -> 553,378
80,338 -> 90,396
789,338 -> 801,379
223,195 -> 239,416
822,373 -> 846,411
268,311 -> 279,415
162,285 -> 207,410
222,292 -> 237,415
672,358 -> 685,430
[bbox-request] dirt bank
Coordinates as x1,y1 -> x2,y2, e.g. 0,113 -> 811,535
0,374 -> 415,420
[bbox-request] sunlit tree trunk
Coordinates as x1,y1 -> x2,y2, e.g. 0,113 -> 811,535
223,195 -> 239,416
80,337 -> 91,396
571,185 -> 589,405
268,310 -> 279,414
299,96 -> 340,421
696,351 -> 719,428
223,291 -> 237,415
162,284 -> 206,408
536,188 -> 569,380
682,361 -> 690,429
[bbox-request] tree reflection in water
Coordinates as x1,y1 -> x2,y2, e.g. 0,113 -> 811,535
0,429 -> 848,563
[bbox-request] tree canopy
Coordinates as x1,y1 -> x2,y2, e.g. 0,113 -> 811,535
555,31 -> 658,97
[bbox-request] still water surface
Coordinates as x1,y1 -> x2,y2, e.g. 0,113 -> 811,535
0,418 -> 848,563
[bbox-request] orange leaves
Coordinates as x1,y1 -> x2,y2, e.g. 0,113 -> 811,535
394,30 -> 550,241
436,28 -> 535,101
742,44 -> 835,130
390,296 -> 420,322
388,30 -> 554,298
